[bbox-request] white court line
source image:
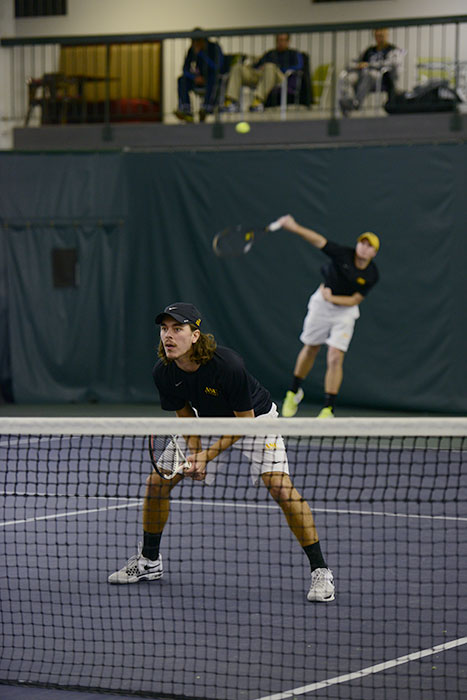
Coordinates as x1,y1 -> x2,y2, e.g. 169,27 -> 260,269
2,490 -> 467,525
178,502 -> 467,523
253,637 -> 467,700
0,501 -> 141,527
0,489 -> 138,501
0,499 -> 278,527
312,506 -> 467,523
1,497 -> 466,528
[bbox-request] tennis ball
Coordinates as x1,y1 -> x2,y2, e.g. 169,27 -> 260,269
235,121 -> 251,134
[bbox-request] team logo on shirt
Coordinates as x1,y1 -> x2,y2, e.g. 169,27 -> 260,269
205,386 -> 219,396
356,277 -> 366,285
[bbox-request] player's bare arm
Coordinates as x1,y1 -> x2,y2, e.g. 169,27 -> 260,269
176,403 -> 197,419
179,407 -> 255,480
176,403 -> 203,454
277,214 -> 327,249
320,285 -> 364,307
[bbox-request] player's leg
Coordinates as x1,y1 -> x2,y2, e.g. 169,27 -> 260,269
261,471 -> 318,544
282,291 -> 332,417
318,310 -> 356,417
282,344 -> 320,416
294,343 -> 321,378
248,423 -> 334,602
143,470 -> 184,552
261,471 -> 335,602
324,345 -> 345,393
318,345 -> 345,418
108,471 -> 183,583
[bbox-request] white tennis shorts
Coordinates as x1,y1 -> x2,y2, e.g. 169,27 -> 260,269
300,287 -> 360,352
204,403 -> 289,486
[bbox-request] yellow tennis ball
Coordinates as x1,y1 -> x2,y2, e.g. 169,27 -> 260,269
235,121 -> 250,134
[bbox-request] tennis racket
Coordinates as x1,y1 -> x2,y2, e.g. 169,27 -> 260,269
212,218 -> 282,258
148,434 -> 190,480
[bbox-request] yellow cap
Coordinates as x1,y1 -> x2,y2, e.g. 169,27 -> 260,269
357,232 -> 380,251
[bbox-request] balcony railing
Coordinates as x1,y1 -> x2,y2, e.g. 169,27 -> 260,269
1,15 -> 466,129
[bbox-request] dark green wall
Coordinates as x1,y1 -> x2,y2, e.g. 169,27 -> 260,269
1,143 -> 466,412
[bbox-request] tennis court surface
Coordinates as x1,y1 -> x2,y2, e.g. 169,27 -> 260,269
1,417 -> 466,700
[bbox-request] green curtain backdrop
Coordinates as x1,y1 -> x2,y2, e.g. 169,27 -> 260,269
0,143 -> 465,411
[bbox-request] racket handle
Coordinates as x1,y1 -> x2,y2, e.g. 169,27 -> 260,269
177,460 -> 190,475
267,219 -> 282,232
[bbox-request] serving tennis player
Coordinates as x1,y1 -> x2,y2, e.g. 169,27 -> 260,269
278,214 -> 380,418
109,301 -> 335,603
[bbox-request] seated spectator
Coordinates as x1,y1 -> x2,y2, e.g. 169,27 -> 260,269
221,33 -> 303,113
338,28 -> 402,117
175,29 -> 224,123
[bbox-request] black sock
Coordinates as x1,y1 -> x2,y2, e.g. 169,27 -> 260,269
142,531 -> 162,561
291,376 -> 303,393
303,541 -> 327,572
323,393 -> 337,409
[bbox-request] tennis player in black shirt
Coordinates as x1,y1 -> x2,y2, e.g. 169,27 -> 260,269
109,302 -> 335,602
279,214 -> 379,418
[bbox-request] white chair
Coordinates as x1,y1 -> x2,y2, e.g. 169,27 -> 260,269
240,69 -> 303,120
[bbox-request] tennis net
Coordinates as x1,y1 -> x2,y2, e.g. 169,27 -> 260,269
1,416 -> 466,700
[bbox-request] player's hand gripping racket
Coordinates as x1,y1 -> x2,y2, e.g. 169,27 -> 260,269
212,218 -> 282,258
148,434 -> 190,480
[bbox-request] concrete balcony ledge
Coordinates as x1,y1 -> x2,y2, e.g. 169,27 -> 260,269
12,111 -> 466,152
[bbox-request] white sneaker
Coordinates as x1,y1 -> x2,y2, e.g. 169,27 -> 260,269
307,568 -> 335,602
108,543 -> 163,584
281,388 -> 304,417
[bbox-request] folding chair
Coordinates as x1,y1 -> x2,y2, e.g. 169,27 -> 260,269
312,63 -> 334,111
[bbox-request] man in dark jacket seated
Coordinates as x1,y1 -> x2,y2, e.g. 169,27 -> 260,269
175,29 -> 224,123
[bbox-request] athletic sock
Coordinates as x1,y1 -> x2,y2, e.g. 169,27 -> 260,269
142,531 -> 162,561
291,376 -> 303,393
323,392 -> 337,409
303,541 -> 327,572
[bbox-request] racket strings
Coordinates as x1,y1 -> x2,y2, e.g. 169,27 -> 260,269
150,435 -> 185,477
212,219 -> 282,258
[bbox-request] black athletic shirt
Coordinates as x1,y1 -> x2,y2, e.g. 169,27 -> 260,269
153,346 -> 272,417
320,240 -> 379,297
